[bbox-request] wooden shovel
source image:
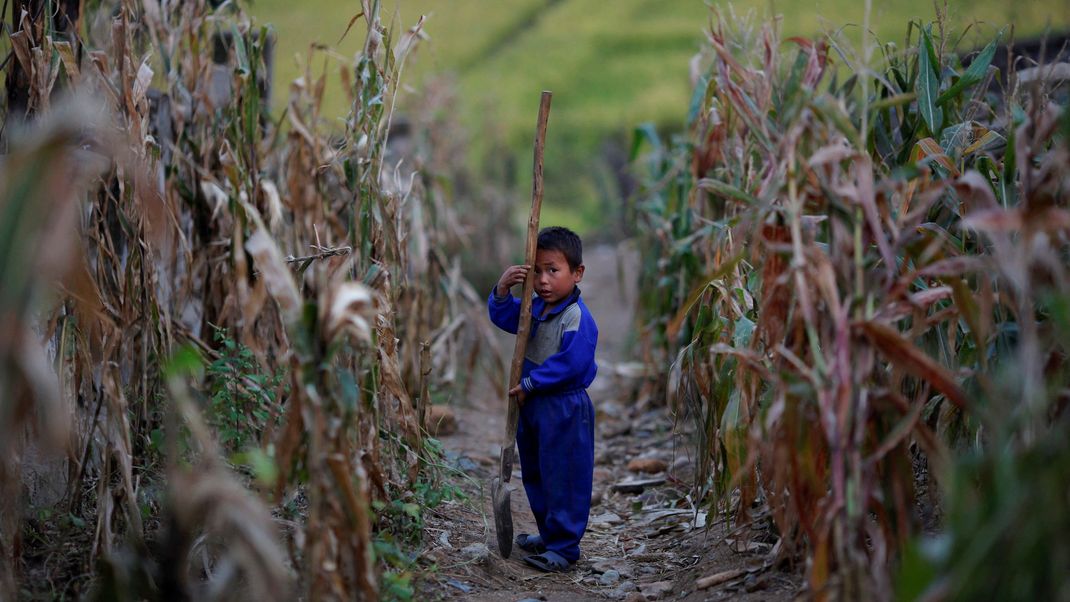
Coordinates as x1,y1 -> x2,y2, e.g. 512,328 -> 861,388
493,90 -> 552,559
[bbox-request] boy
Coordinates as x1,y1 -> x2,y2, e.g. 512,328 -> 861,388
487,226 -> 598,573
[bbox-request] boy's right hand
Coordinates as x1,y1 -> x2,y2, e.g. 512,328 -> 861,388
495,265 -> 531,297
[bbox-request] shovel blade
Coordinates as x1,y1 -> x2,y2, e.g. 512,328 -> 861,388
491,477 -> 513,558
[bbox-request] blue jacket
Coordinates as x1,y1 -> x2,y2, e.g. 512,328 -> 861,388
487,286 -> 598,394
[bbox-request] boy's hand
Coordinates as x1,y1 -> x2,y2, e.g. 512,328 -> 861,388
509,384 -> 527,406
496,265 -> 531,297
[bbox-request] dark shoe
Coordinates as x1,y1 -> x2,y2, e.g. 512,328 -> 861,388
515,533 -> 546,554
523,551 -> 572,573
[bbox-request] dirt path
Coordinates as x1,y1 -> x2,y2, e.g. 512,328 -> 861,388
421,245 -> 799,601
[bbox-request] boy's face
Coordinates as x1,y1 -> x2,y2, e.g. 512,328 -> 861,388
534,248 -> 584,307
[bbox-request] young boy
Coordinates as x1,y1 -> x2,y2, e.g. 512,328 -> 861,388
487,226 -> 598,573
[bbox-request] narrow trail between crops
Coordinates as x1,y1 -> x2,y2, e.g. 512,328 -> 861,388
421,244 -> 800,601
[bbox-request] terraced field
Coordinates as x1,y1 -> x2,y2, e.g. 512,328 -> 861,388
250,0 -> 1061,231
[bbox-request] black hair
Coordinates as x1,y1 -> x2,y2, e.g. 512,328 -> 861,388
537,226 -> 583,270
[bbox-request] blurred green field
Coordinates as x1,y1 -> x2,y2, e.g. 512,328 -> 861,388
248,0 -> 1063,233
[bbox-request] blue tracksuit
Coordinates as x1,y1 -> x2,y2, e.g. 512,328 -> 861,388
488,286 -> 598,563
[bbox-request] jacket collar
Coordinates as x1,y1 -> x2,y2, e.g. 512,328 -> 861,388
532,286 -> 581,320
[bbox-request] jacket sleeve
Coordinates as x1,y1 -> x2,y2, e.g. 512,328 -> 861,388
487,288 -> 521,334
521,311 -> 597,393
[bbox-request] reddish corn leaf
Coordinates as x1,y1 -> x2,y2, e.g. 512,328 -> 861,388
809,143 -> 855,167
908,286 -> 953,308
859,321 -> 970,410
855,155 -> 897,276
915,138 -> 960,177
879,390 -> 951,472
917,256 -> 988,278
961,208 -> 1024,232
866,394 -> 925,463
759,223 -> 791,347
953,170 -> 999,212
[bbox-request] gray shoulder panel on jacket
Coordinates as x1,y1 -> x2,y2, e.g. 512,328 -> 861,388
561,304 -> 582,332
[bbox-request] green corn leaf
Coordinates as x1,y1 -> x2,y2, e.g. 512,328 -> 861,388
231,24 -> 250,75
871,92 -> 917,111
630,123 -> 662,161
778,49 -> 810,113
937,34 -> 1001,105
733,316 -> 755,349
687,75 -> 711,126
811,95 -> 862,145
697,178 -> 760,206
917,27 -> 943,135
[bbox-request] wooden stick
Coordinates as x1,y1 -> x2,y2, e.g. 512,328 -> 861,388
695,568 -> 746,590
500,90 -> 552,483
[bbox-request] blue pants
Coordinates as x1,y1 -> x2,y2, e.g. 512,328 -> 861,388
516,388 -> 595,563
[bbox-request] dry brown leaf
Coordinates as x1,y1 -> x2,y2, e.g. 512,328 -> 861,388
246,230 -> 302,329
324,282 -> 376,345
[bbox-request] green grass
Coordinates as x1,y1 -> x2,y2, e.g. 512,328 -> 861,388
247,0 -> 1062,233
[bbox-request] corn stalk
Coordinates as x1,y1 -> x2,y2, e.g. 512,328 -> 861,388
1,0 -> 481,599
633,10 -> 1069,599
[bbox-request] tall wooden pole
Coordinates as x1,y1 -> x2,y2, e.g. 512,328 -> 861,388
494,90 -> 551,558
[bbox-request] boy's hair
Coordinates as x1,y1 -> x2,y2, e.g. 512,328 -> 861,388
537,226 -> 583,270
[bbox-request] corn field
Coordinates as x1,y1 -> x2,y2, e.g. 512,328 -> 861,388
3,0 -> 1069,600
631,9 -> 1069,601
0,0 -> 503,599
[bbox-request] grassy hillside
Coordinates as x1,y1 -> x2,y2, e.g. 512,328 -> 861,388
248,0 -> 1063,233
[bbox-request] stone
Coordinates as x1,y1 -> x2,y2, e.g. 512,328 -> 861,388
454,455 -> 479,473
623,594 -> 647,602
590,512 -> 623,525
619,580 -> 638,592
601,421 -> 632,439
612,477 -> 666,494
446,579 -> 472,593
426,404 -> 457,436
627,458 -> 668,473
640,581 -> 674,600
591,489 -> 604,506
744,574 -> 767,592
591,559 -> 634,579
597,399 -> 627,417
460,542 -> 490,564
600,569 -> 621,585
437,530 -> 453,548
424,547 -> 448,563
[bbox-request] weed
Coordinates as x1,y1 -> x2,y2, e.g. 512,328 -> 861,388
206,327 -> 285,453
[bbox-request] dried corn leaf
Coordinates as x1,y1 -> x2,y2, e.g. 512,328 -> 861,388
246,229 -> 302,328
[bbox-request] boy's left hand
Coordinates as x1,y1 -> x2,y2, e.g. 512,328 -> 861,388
509,384 -> 527,406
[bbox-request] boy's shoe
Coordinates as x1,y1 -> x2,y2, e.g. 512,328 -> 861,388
514,533 -> 547,554
522,550 -> 572,573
